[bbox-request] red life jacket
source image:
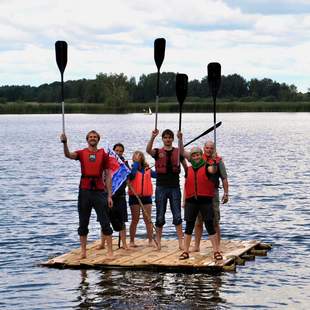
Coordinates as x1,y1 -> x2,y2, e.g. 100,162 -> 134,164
202,154 -> 222,188
155,147 -> 180,174
128,169 -> 153,197
202,153 -> 222,164
185,165 -> 215,199
79,148 -> 108,190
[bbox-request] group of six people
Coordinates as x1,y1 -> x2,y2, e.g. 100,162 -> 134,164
60,128 -> 229,261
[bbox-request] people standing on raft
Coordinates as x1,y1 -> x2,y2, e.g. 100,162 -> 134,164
146,129 -> 184,250
98,143 -> 130,250
180,147 -> 221,260
193,141 -> 229,252
60,130 -> 114,259
128,151 -> 156,247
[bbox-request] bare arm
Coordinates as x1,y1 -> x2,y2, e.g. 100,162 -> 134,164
105,169 -> 113,208
221,178 -> 229,204
177,131 -> 184,157
146,129 -> 159,157
60,133 -> 78,160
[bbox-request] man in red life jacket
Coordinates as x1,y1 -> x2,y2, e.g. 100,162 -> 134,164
60,130 -> 113,259
146,129 -> 184,250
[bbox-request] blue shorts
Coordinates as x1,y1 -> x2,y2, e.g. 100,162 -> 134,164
155,186 -> 182,227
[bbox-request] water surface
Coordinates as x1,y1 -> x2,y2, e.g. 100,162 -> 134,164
0,113 -> 309,309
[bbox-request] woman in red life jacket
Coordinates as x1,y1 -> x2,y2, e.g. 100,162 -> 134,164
128,151 -> 156,247
180,147 -> 222,261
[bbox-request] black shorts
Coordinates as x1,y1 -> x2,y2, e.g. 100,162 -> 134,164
77,189 -> 112,236
109,195 -> 128,232
129,195 -> 152,206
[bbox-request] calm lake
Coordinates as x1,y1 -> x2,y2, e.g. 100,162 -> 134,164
0,113 -> 309,309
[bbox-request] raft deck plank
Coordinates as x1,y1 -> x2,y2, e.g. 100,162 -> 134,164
42,239 -> 266,271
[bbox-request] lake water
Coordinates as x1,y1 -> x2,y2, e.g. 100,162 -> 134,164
0,113 -> 309,309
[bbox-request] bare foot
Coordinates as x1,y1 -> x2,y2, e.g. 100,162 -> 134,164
179,241 -> 184,251
106,252 -> 114,259
122,244 -> 130,250
147,240 -> 156,247
190,246 -> 200,252
129,242 -> 139,248
156,242 -> 161,250
96,244 -> 105,250
80,252 -> 87,259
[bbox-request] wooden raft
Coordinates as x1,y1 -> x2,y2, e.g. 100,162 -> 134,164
41,239 -> 271,272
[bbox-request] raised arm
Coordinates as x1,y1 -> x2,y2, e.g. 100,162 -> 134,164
60,133 -> 78,160
146,129 -> 159,157
177,130 -> 184,157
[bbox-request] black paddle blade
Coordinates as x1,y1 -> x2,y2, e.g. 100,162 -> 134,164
154,38 -> 166,70
55,41 -> 68,74
176,73 -> 188,105
208,62 -> 221,98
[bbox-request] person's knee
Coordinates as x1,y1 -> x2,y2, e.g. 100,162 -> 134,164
78,226 -> 89,236
172,209 -> 182,226
205,220 -> 216,236
185,221 -> 195,235
156,218 -> 165,227
101,225 -> 113,236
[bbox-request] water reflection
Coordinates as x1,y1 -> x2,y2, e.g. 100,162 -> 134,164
75,269 -> 227,309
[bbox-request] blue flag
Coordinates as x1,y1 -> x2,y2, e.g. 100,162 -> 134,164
108,148 -> 131,195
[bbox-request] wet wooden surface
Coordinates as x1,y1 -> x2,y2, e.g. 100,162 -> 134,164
41,239 -> 269,272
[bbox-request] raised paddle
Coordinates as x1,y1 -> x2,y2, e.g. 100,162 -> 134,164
55,41 -> 68,133
184,121 -> 222,147
207,62 -> 221,148
154,38 -> 166,130
176,73 -> 188,132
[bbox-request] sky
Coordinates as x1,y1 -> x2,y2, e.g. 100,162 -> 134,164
1,0 -> 310,92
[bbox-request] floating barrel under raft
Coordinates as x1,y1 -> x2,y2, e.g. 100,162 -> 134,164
41,239 -> 272,272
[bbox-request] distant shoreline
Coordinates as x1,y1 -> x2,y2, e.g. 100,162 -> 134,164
1,101 -> 310,114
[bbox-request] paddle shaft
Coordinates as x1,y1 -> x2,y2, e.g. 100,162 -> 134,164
184,121 -> 222,147
213,96 -> 216,148
155,70 -> 160,130
61,73 -> 65,133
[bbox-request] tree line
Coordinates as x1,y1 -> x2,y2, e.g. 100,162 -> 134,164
0,72 -> 308,105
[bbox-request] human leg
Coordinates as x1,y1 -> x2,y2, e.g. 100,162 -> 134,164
129,204 -> 140,247
213,192 -> 221,247
155,186 -> 168,249
193,213 -> 203,252
141,203 -> 154,246
77,189 -> 92,258
169,187 -> 183,249
200,199 -> 220,257
180,202 -> 198,259
93,191 -> 114,257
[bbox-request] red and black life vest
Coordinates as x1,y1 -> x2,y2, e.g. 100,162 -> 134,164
128,169 -> 153,197
155,147 -> 180,174
79,148 -> 108,190
185,164 -> 215,199
202,154 -> 222,188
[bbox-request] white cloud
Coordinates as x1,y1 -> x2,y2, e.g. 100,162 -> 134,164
0,0 -> 310,91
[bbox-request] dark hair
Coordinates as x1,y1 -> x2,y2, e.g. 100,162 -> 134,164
113,143 -> 125,151
162,129 -> 174,139
86,130 -> 100,141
